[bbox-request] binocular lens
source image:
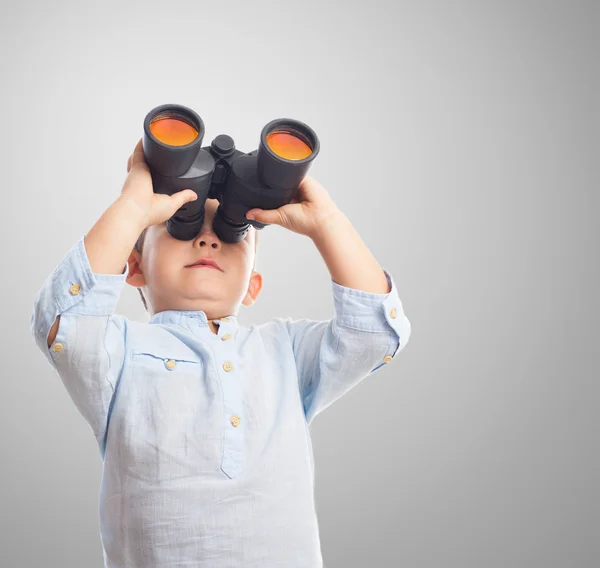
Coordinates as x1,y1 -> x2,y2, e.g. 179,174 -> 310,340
265,130 -> 312,161
149,116 -> 199,147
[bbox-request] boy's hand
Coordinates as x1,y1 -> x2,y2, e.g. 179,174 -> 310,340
244,175 -> 341,238
121,138 -> 198,229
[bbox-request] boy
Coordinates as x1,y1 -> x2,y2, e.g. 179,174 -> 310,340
31,138 -> 411,567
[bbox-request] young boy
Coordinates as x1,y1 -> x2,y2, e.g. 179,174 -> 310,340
30,138 -> 411,567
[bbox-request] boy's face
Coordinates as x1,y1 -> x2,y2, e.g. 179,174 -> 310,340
126,198 -> 262,318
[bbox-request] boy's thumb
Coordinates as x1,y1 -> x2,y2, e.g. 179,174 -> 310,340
173,190 -> 198,207
245,208 -> 281,226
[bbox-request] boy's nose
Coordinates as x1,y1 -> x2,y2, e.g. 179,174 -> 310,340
193,230 -> 221,249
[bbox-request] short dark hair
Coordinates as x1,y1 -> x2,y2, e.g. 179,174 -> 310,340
132,227 -> 259,312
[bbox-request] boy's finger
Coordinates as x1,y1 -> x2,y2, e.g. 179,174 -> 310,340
245,208 -> 282,226
130,138 -> 145,167
172,189 -> 198,209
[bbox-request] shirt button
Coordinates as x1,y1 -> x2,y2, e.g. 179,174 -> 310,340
383,355 -> 393,363
222,361 -> 234,372
69,284 -> 81,295
230,415 -> 241,427
390,307 -> 397,319
165,359 -> 177,370
53,343 -> 63,352
221,317 -> 230,322
221,333 -> 232,341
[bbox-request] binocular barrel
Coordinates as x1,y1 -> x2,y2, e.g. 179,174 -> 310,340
141,103 -> 320,243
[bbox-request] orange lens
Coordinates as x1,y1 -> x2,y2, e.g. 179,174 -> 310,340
149,117 -> 198,146
266,131 -> 312,160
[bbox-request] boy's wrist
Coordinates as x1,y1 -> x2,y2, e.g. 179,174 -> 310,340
115,195 -> 152,232
309,207 -> 348,245
83,196 -> 149,275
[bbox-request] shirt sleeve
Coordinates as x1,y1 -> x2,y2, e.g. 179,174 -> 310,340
30,235 -> 129,453
283,267 -> 411,425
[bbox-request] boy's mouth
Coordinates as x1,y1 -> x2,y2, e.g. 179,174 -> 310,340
185,258 -> 223,272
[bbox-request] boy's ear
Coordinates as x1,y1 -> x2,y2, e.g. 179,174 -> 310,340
126,250 -> 147,288
242,271 -> 263,306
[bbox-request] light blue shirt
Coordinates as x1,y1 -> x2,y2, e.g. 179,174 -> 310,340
30,234 -> 411,568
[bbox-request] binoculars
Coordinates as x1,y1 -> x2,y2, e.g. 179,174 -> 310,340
141,103 -> 320,242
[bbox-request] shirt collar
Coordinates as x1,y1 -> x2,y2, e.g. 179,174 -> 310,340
149,309 -> 239,328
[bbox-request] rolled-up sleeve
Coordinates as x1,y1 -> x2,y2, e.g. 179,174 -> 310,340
30,235 -> 128,450
284,268 -> 411,425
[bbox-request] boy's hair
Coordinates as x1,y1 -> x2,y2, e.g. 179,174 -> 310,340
132,227 -> 259,312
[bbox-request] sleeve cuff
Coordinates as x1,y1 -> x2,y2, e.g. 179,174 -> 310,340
332,268 -> 410,341
51,235 -> 128,316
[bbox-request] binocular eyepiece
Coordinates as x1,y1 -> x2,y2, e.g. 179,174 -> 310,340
141,104 -> 320,242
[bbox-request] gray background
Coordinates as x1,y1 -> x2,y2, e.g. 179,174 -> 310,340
1,0 -> 598,566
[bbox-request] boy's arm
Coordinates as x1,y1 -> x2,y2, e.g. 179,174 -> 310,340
32,139 -> 197,452
30,197 -> 147,449
285,210 -> 411,425
310,209 -> 408,358
46,197 -> 148,346
245,176 -> 411,425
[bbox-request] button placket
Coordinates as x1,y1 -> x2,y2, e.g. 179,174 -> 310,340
215,321 -> 244,479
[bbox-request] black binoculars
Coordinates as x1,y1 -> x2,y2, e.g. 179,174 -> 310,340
141,104 -> 320,242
